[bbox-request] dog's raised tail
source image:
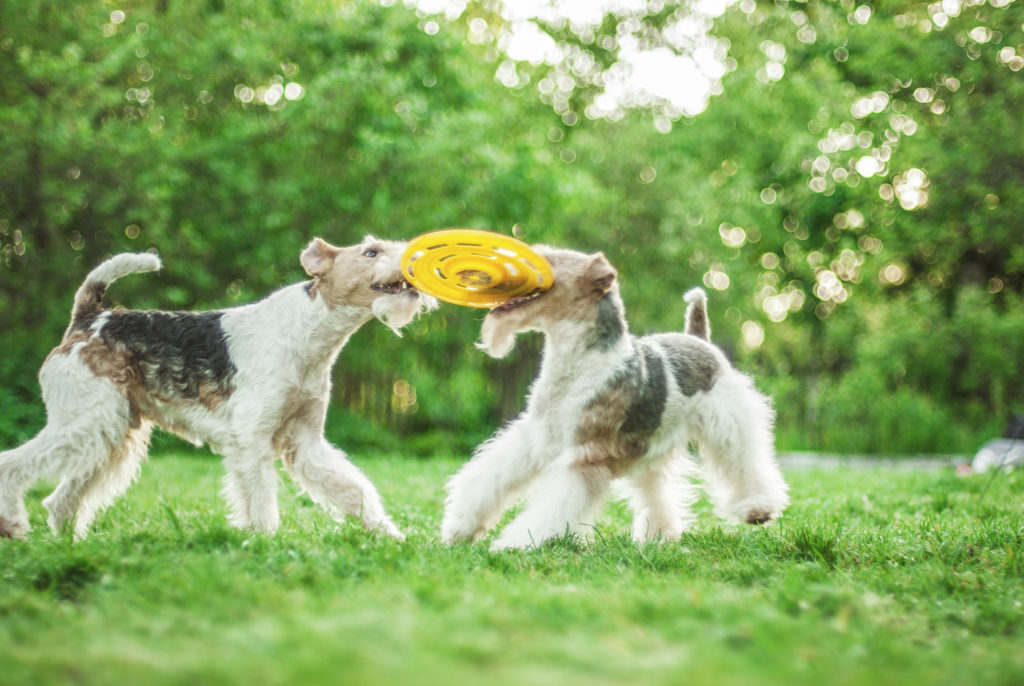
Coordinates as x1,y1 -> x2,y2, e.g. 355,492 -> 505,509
69,252 -> 162,327
683,288 -> 709,341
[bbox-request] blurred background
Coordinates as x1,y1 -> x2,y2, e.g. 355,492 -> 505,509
1,0 -> 1021,457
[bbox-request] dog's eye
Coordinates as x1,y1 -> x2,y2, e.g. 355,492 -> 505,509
363,249 -> 378,258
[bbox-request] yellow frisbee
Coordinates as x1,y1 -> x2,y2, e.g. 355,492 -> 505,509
402,229 -> 554,308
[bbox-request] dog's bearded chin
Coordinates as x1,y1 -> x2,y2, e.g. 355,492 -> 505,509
477,313 -> 517,358
372,292 -> 437,337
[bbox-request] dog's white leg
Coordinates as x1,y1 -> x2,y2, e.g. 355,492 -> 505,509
9,350 -> 139,539
441,418 -> 544,544
0,429 -> 68,538
42,434 -> 125,538
44,471 -> 100,537
72,422 -> 153,538
222,447 -> 280,533
1,404 -> 116,538
490,451 -> 612,551
42,431 -> 123,537
284,438 -> 403,540
697,373 -> 789,525
623,456 -> 694,543
39,434 -> 130,538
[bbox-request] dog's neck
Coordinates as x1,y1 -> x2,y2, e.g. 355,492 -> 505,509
229,282 -> 372,377
301,279 -> 375,331
300,293 -> 374,366
541,291 -> 629,357
529,292 -> 632,408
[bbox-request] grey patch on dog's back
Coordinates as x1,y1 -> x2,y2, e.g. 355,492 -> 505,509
586,293 -> 625,350
620,341 -> 667,435
575,340 -> 667,465
97,310 -> 236,406
650,333 -> 723,396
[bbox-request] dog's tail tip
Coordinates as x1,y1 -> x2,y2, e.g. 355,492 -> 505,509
683,288 -> 706,305
90,252 -> 162,284
683,287 -> 710,341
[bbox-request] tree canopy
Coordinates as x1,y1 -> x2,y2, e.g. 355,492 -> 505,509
1,0 -> 1021,455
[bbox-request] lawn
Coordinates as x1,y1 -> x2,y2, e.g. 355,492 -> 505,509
1,453 -> 1021,686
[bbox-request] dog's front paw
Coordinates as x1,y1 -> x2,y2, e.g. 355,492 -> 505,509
488,537 -> 521,552
366,518 -> 405,541
440,512 -> 486,545
489,523 -> 541,551
489,532 -> 535,552
631,519 -> 685,544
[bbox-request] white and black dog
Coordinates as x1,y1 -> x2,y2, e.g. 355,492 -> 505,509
0,237 -> 435,540
441,246 -> 789,550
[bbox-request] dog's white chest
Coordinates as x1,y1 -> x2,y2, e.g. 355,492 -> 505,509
526,352 -> 622,446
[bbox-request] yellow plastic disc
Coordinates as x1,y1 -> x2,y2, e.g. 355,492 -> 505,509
402,229 -> 555,308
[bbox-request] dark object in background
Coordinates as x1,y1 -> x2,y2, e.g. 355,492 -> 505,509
971,414 -> 1024,471
1002,414 -> 1024,440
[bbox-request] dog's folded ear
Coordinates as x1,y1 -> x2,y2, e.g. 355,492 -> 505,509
585,253 -> 617,295
301,238 -> 341,277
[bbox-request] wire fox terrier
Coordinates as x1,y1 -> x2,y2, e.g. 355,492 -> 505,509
441,246 -> 789,550
0,236 -> 435,540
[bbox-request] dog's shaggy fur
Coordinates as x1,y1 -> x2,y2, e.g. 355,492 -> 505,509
0,237 -> 435,540
441,246 -> 789,550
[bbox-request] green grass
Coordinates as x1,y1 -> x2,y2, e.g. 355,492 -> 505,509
1,453 -> 1022,686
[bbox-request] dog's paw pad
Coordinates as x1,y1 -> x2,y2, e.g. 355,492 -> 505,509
744,509 -> 777,525
0,516 -> 29,539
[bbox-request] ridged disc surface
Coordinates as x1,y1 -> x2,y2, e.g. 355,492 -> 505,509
402,229 -> 554,308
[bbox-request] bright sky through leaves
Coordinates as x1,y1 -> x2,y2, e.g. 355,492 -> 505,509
411,0 -> 736,118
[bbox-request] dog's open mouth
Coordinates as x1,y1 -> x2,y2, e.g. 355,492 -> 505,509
372,279 -> 417,295
491,288 -> 546,313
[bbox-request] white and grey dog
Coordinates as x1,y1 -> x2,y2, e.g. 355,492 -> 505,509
0,236 -> 435,540
441,246 -> 789,550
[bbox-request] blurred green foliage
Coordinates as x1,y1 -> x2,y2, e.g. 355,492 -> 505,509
1,0 -> 1021,455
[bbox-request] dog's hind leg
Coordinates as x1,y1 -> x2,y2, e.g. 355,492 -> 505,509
42,429 -> 126,537
40,382 -> 136,538
284,438 -> 403,540
41,423 -> 134,538
44,468 -> 105,537
2,382 -> 136,539
622,454 -> 696,543
0,429 -> 70,538
71,421 -> 153,538
695,373 -> 789,525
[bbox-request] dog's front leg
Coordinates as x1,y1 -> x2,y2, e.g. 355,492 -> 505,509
441,418 -> 543,544
490,450 -> 612,552
222,448 -> 281,533
284,438 -> 403,540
